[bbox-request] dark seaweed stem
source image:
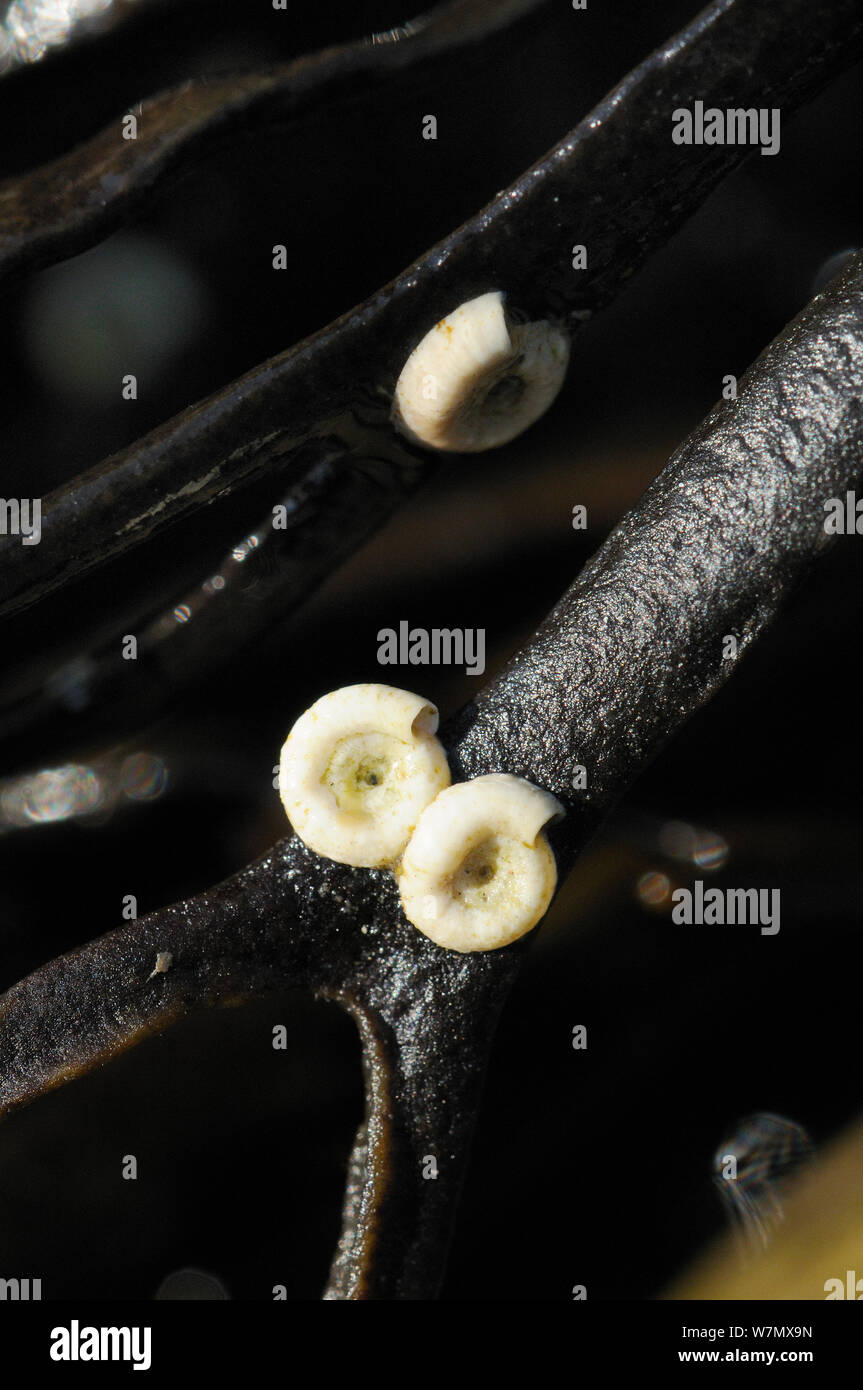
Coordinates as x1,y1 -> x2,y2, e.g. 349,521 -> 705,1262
0,0 -> 548,285
0,429 -> 437,764
449,254 -> 863,871
2,0 -> 862,627
2,257 -> 862,1298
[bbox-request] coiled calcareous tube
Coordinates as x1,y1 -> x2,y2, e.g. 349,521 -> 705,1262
397,773 -> 564,952
392,290 -> 570,452
279,684 -> 450,868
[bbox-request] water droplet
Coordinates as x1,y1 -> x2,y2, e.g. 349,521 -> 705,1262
692,829 -> 729,870
120,753 -> 168,802
660,820 -> 696,859
0,764 -> 103,827
636,869 -> 671,909
659,820 -> 729,871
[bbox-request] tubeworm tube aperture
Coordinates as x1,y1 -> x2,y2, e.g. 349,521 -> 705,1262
392,290 -> 569,453
279,684 -> 450,868
397,772 -> 564,951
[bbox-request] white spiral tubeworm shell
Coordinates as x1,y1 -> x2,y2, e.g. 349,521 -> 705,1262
392,290 -> 570,452
397,773 -> 565,952
279,684 -> 450,868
